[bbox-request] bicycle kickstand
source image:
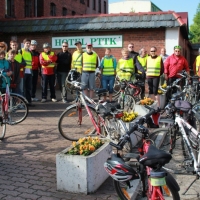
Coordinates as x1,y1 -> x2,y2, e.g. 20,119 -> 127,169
182,175 -> 199,195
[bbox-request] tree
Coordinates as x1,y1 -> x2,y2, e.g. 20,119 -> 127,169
190,3 -> 200,43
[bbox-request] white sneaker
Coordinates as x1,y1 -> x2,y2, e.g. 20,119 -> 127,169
41,99 -> 47,103
32,98 -> 39,102
52,98 -> 57,102
62,99 -> 68,103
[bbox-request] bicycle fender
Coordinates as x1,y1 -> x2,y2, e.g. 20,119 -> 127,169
161,168 -> 180,191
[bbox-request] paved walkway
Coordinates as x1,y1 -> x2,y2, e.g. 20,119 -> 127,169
1,89 -> 200,200
0,89 -> 117,200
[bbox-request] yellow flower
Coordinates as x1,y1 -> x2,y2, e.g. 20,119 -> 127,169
72,142 -> 76,147
89,145 -> 96,151
80,150 -> 83,155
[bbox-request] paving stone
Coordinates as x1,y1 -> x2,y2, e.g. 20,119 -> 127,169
19,192 -> 40,199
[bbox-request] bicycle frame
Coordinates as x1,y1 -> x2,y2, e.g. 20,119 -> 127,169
174,114 -> 200,175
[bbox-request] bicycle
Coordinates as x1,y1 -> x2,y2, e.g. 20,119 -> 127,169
58,81 -> 134,155
104,106 -> 180,200
0,70 -> 29,140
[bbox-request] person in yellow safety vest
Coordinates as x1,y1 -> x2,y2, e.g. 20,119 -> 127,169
116,48 -> 145,81
81,43 -> 98,98
20,38 -> 34,106
100,48 -> 117,102
5,40 -> 26,95
39,43 -> 57,103
137,48 -> 148,99
193,48 -> 200,77
146,46 -> 164,106
71,41 -> 84,74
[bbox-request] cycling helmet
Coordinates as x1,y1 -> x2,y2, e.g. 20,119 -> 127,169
43,43 -> 51,48
67,69 -> 81,82
104,154 -> 139,182
31,40 -> 37,45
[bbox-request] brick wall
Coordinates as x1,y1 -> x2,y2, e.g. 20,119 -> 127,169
1,28 -> 165,61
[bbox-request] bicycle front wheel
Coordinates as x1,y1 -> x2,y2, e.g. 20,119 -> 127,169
0,121 -> 6,140
58,104 -> 98,141
2,94 -> 29,125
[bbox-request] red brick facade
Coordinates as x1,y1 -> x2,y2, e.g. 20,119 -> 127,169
1,29 -> 165,61
1,0 -> 87,19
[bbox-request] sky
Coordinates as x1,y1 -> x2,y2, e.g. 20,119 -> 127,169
109,0 -> 199,27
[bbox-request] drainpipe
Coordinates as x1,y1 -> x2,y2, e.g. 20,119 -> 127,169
35,0 -> 37,17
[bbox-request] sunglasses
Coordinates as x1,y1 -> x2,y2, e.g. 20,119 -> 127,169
128,46 -> 134,48
63,46 -> 68,47
175,50 -> 180,52
150,50 -> 156,52
0,46 -> 4,48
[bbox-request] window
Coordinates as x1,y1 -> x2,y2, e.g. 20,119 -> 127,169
24,0 -> 32,17
93,0 -> 96,10
50,3 -> 56,16
36,0 -> 44,17
98,0 -> 101,13
87,0 -> 89,7
6,0 -> 15,17
80,0 -> 85,4
103,1 -> 106,14
72,11 -> 76,16
62,7 -> 67,16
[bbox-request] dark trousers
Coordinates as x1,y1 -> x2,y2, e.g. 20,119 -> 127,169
24,73 -> 32,103
147,77 -> 160,95
31,70 -> 38,98
42,74 -> 56,99
57,72 -> 68,100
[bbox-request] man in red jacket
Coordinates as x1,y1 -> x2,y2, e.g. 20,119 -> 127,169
39,43 -> 57,103
164,45 -> 189,85
30,40 -> 41,101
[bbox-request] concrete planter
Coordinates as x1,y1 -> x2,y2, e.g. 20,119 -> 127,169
56,140 -> 112,194
134,101 -> 158,116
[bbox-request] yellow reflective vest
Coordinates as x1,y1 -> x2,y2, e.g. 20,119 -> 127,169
82,52 -> 97,72
137,55 -> 147,74
146,56 -> 162,77
72,50 -> 83,73
196,55 -> 200,76
116,58 -> 135,81
21,48 -> 32,69
102,57 -> 115,75
41,52 -> 55,69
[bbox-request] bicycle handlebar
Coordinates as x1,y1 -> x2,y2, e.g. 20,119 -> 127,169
109,106 -> 160,150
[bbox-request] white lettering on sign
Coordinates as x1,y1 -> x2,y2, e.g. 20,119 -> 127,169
52,35 -> 123,48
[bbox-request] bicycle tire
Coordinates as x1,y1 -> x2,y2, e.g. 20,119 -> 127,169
112,78 -> 121,97
113,173 -> 180,200
1,94 -> 29,125
58,104 -> 98,141
0,121 -> 6,140
118,94 -> 135,112
95,75 -> 101,89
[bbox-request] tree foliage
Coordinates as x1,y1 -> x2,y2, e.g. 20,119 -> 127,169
190,3 -> 200,43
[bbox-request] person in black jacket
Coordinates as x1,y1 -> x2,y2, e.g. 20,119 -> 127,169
56,42 -> 72,103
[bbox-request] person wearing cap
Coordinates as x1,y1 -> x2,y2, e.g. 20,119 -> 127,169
164,45 -> 189,86
39,43 -> 57,103
56,42 -> 72,103
193,48 -> 200,76
81,43 -> 98,98
30,40 -> 41,101
19,38 -> 33,106
71,41 -> 84,73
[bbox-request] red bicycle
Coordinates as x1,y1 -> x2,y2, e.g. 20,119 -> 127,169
104,106 -> 180,200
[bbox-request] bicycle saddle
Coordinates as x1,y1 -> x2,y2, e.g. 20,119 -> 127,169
95,88 -> 108,95
174,100 -> 191,112
139,145 -> 172,168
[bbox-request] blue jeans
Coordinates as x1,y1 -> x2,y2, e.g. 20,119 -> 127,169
101,75 -> 115,94
57,72 -> 68,100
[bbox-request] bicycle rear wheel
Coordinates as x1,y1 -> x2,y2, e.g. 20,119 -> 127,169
118,94 -> 135,112
114,174 -> 180,200
2,94 -> 29,125
58,104 -> 98,141
95,75 -> 101,89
